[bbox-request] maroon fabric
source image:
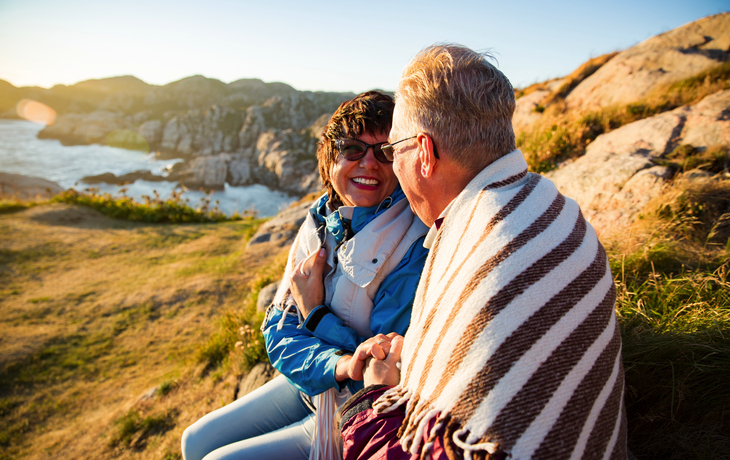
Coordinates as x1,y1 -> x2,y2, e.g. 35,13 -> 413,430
341,386 -> 448,460
434,217 -> 445,231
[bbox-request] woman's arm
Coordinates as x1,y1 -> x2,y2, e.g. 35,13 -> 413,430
265,236 -> 428,395
303,236 -> 429,350
263,306 -> 346,396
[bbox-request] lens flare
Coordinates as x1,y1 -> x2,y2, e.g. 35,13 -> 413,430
16,99 -> 57,125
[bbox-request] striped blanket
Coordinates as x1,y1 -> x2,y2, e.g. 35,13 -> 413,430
373,150 -> 627,460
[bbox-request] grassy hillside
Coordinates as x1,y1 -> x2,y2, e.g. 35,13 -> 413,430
2,175 -> 729,459
0,201 -> 286,459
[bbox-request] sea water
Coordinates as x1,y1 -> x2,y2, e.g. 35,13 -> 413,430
0,119 -> 295,217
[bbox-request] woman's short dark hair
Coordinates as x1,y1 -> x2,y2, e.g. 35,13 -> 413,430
317,91 -> 395,208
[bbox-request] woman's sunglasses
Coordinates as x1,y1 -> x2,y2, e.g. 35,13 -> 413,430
336,139 -> 392,164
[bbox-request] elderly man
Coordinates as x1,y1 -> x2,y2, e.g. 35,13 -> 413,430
337,44 -> 628,460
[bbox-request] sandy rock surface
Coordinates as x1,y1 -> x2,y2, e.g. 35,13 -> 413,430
546,89 -> 730,232
565,13 -> 730,110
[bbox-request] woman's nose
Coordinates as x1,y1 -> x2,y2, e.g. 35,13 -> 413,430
359,147 -> 379,169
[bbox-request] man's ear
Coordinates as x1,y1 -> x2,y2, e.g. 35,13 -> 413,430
416,133 -> 436,178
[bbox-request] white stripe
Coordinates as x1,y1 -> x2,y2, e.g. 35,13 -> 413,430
601,347 -> 625,460
510,313 -> 617,459
569,341 -> 622,460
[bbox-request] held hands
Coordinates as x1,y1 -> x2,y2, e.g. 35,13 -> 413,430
364,334 -> 403,387
335,333 -> 403,386
290,247 -> 331,319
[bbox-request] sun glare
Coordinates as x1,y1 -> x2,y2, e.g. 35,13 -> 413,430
16,99 -> 57,126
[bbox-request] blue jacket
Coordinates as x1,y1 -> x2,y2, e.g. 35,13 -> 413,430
263,189 -> 428,396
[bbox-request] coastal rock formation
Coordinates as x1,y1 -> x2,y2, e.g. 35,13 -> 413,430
81,170 -> 168,185
546,89 -> 730,232
1,74 -> 351,196
159,105 -> 242,157
0,172 -> 63,198
565,13 -> 730,110
38,110 -> 132,146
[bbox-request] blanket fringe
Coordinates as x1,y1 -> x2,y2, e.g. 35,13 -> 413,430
373,386 -> 409,413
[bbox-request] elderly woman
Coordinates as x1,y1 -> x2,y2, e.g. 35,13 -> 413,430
181,91 -> 428,460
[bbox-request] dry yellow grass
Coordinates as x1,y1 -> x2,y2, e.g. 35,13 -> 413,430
0,203 -> 286,459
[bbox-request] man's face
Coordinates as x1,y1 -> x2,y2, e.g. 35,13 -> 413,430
390,102 -> 430,224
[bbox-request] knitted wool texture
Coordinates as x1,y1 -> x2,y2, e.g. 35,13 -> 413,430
373,150 -> 627,460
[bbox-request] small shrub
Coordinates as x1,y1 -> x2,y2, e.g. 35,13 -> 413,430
109,408 -> 178,448
157,379 -> 177,396
0,199 -> 40,214
52,188 -> 252,224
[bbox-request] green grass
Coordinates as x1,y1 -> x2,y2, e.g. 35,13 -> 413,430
605,177 -> 730,459
195,255 -> 286,376
0,200 -> 40,214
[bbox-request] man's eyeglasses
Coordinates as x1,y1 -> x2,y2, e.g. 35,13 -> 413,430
336,139 -> 392,164
381,135 -> 440,161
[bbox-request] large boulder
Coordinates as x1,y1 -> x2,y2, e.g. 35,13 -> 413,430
247,199 -> 312,247
237,362 -> 280,399
565,13 -> 730,110
0,172 -> 63,198
546,89 -> 730,233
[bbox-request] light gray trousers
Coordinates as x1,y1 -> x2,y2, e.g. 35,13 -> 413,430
182,375 -> 315,460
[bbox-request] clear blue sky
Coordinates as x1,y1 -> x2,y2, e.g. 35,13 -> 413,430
0,0 -> 726,92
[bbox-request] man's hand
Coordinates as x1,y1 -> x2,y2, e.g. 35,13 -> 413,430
364,335 -> 403,387
334,333 -> 397,382
290,248 -> 330,319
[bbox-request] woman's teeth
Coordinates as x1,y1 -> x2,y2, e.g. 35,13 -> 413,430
352,178 -> 379,186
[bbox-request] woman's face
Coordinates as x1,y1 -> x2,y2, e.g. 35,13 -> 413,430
331,131 -> 399,208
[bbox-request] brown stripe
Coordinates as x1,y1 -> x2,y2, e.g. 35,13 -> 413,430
402,174 -> 543,386
447,238 -> 606,438
583,358 -> 626,460
424,193 -> 570,402
484,169 -> 528,190
529,312 -> 621,459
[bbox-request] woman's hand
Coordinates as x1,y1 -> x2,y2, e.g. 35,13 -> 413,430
341,333 -> 398,381
290,248 -> 330,319
364,335 -> 403,387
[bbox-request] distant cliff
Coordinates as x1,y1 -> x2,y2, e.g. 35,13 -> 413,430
0,75 -> 354,195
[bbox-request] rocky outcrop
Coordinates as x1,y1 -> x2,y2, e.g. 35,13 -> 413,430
565,13 -> 730,110
81,170 -> 168,185
38,111 -> 133,146
513,79 -> 566,132
546,89 -> 730,233
0,172 -> 63,198
2,74 -> 352,196
159,105 -> 242,156
237,362 -> 280,399
256,282 -> 280,313
247,199 -> 312,247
